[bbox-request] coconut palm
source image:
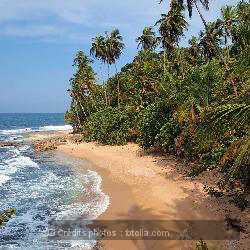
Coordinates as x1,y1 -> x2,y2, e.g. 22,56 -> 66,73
90,35 -> 106,63
156,0 -> 188,73
188,36 -> 200,65
156,0 -> 188,54
199,20 -> 223,60
106,29 -> 124,106
90,35 -> 109,105
136,26 -> 158,51
160,0 -> 210,30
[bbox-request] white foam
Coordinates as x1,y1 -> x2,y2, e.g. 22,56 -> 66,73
56,170 -> 110,221
0,125 -> 72,135
0,174 -> 10,186
1,151 -> 39,178
12,156 -> 39,168
0,128 -> 32,135
38,125 -> 72,131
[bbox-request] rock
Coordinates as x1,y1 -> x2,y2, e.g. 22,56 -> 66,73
0,142 -> 18,148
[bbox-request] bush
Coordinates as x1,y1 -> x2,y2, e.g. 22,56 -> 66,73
83,107 -> 132,145
156,118 -> 181,153
136,101 -> 172,150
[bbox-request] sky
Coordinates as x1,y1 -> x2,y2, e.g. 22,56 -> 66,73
0,0 -> 239,113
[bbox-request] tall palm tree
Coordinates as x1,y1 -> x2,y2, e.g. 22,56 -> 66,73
90,35 -> 106,62
160,1 -> 240,98
156,0 -> 188,54
136,26 -> 158,51
188,36 -> 200,65
106,29 -> 124,106
156,0 -> 188,72
199,20 -> 223,60
90,35 -> 109,105
160,0 -> 210,31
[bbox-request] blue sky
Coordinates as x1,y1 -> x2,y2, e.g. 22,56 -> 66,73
0,0 -> 239,113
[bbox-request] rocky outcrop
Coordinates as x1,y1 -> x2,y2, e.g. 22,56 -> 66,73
33,134 -> 84,152
0,142 -> 18,148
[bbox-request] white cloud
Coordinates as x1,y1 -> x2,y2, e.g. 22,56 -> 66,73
2,24 -> 64,37
0,0 -> 240,45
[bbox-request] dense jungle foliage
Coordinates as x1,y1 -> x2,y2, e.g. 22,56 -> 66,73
65,1 -> 250,197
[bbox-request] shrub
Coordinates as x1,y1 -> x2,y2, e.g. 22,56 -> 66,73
137,101 -> 172,150
83,107 -> 132,145
156,118 -> 181,153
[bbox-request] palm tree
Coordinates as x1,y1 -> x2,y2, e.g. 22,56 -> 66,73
90,35 -> 109,105
90,35 -> 106,62
199,20 -> 223,60
136,26 -> 158,51
188,36 -> 200,65
160,0 -> 210,29
156,0 -> 188,72
106,29 -> 124,106
69,51 -> 97,123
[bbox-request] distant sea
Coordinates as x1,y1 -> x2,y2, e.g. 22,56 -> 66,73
0,113 -> 109,249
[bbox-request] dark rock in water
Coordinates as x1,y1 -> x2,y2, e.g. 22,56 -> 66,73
0,142 -> 19,147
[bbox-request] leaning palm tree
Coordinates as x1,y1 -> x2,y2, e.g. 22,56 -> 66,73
199,20 -> 223,60
136,26 -> 158,51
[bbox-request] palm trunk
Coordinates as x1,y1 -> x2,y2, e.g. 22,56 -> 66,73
194,1 -> 209,33
77,96 -> 88,121
107,64 -> 111,106
114,62 -> 120,107
74,99 -> 81,129
164,50 -> 166,75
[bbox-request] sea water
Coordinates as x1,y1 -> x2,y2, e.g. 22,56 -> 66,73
0,114 -> 109,249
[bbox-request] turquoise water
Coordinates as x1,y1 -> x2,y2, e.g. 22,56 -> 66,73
0,114 -> 109,249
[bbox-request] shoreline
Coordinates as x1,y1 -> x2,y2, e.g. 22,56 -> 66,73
28,131 -> 250,249
57,140 -> 250,250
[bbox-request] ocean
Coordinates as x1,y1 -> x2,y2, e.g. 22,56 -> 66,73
0,113 -> 109,249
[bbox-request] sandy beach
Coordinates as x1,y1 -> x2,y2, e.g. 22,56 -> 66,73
56,139 -> 250,250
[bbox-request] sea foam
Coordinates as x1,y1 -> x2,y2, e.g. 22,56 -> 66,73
38,125 -> 73,131
0,125 -> 72,135
0,174 -> 10,186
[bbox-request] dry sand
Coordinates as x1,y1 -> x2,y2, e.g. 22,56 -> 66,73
58,141 -> 250,250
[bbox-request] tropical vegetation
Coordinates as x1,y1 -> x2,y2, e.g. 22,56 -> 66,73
65,0 -> 250,204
